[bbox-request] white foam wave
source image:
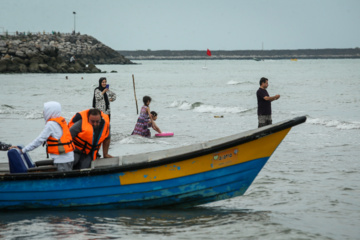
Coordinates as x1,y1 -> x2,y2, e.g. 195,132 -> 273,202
307,117 -> 360,130
178,102 -> 194,110
169,100 -> 197,110
169,100 -> 248,114
169,100 -> 182,108
0,109 -> 12,115
120,135 -> 156,144
0,107 -> 43,119
226,80 -> 253,85
0,105 -> 15,115
25,112 -> 43,119
193,104 -> 247,114
227,80 -> 240,85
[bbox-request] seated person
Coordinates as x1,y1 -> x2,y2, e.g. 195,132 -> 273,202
9,101 -> 75,172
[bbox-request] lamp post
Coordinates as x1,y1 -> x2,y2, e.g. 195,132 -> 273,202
73,11 -> 76,33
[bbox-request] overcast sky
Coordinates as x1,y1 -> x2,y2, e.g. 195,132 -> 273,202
1,0 -> 359,51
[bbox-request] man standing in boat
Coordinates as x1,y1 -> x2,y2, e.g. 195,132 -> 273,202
69,108 -> 112,169
256,77 -> 280,127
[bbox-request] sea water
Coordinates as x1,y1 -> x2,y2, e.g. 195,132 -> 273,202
0,59 -> 360,239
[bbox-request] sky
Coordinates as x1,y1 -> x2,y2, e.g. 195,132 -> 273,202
1,0 -> 359,51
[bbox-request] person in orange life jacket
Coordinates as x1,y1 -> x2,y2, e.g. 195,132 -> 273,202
9,101 -> 75,172
69,108 -> 112,169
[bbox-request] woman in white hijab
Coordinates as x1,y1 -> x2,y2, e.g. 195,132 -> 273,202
10,101 -> 75,171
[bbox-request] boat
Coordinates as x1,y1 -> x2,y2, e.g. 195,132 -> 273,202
0,116 -> 306,210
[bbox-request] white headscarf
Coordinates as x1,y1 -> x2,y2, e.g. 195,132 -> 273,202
43,101 -> 61,122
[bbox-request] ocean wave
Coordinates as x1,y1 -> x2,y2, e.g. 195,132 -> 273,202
0,109 -> 12,115
25,112 -> 43,119
169,100 -> 249,114
226,80 -> 253,85
169,100 -> 203,110
193,105 -> 248,114
1,104 -> 15,109
120,136 -> 156,144
0,106 -> 43,119
307,117 -> 360,130
120,135 -> 171,145
0,105 -> 15,114
227,80 -> 241,85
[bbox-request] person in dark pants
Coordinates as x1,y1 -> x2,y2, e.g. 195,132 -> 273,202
256,77 -> 280,128
69,108 -> 112,169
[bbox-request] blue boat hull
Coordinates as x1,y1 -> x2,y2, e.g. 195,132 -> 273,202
0,157 -> 268,210
0,116 -> 307,210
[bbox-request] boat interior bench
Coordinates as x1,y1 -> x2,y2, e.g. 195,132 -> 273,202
7,148 -> 56,173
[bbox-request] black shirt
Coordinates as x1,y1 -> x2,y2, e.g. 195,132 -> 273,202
256,88 -> 271,115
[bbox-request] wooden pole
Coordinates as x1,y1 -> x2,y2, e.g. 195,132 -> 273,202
132,74 -> 139,114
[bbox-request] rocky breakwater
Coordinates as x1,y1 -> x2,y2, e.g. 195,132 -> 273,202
0,33 -> 133,74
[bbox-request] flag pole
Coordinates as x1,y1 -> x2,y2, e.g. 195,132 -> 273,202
132,74 -> 139,114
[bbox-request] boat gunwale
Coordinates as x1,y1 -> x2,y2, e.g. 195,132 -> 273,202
0,116 -> 306,181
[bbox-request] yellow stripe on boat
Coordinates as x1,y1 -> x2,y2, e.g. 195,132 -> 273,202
119,128 -> 290,185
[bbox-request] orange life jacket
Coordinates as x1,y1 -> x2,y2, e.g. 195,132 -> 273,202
68,109 -> 110,160
46,117 -> 75,155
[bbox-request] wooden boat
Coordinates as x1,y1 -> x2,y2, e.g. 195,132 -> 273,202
0,116 -> 306,210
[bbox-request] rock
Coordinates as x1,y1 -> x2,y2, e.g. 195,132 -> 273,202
67,67 -> 76,73
19,64 -> 28,73
91,68 -> 100,73
73,63 -> 83,73
0,33 -> 133,73
15,50 -> 26,58
12,40 -> 21,46
57,62 -> 68,69
25,49 -> 39,58
8,49 -> 16,55
12,57 -> 24,64
0,59 -> 8,72
0,40 -> 7,47
0,47 -> 7,54
39,63 -> 49,72
28,62 -> 40,72
48,66 -> 57,73
29,56 -> 44,64
7,62 -> 19,72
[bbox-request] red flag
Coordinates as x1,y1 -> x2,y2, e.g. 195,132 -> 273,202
207,49 -> 211,56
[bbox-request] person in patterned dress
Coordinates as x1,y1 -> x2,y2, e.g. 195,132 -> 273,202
131,96 -> 156,137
